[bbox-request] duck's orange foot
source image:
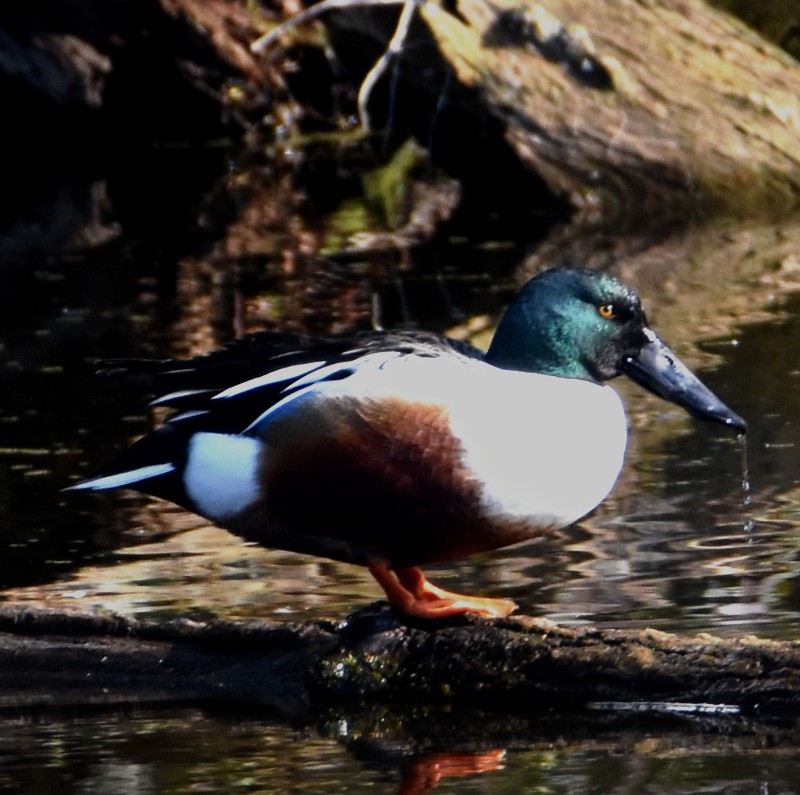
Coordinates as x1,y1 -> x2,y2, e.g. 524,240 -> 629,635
368,561 -> 517,619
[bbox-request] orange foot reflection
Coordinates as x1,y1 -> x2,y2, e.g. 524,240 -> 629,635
397,749 -> 506,794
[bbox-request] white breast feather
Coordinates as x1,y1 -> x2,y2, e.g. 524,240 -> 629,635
447,370 -> 627,525
328,354 -> 627,527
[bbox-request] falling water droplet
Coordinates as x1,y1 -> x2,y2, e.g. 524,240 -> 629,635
739,432 -> 756,535
740,432 -> 751,507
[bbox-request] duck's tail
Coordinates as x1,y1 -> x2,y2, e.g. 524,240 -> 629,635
63,425 -> 192,507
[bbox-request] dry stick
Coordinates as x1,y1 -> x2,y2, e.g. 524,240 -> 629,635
356,0 -> 420,132
250,0 -> 421,133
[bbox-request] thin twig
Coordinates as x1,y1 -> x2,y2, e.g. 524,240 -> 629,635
357,0 -> 420,132
250,0 -> 423,134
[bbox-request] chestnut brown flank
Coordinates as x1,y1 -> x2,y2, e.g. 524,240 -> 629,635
231,397 -> 549,567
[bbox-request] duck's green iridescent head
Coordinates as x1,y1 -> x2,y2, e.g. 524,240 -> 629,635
487,268 -> 745,433
487,268 -> 644,381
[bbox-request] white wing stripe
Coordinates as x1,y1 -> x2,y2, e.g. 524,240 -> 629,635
149,389 -> 214,407
213,360 -> 326,399
65,463 -> 175,491
286,351 -> 398,390
243,383 -> 323,432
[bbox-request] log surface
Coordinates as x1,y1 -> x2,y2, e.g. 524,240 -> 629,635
2,602 -> 800,719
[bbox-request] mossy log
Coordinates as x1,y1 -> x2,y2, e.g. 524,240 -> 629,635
2,602 -> 800,719
419,0 -> 800,223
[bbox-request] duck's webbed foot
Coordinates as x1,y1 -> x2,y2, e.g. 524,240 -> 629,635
368,560 -> 517,619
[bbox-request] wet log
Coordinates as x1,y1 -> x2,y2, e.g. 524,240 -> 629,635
2,601 -> 800,719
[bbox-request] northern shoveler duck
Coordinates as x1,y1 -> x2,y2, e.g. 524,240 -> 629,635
67,268 -> 745,619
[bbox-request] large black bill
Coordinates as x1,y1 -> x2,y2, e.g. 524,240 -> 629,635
621,329 -> 746,433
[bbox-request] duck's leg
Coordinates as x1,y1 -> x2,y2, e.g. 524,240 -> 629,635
368,560 -> 517,619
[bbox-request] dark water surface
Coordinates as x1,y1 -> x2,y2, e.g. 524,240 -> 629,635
3,160 -> 800,792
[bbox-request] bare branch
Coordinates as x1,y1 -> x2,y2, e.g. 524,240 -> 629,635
357,0 -> 420,132
251,0 -> 422,134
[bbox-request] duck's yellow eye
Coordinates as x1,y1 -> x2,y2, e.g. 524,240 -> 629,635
598,304 -> 615,318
